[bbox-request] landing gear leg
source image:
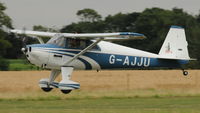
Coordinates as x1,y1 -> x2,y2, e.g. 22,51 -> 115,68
39,70 -> 60,92
58,66 -> 80,94
49,70 -> 60,85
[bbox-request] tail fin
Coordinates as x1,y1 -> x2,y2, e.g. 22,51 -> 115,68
158,26 -> 190,60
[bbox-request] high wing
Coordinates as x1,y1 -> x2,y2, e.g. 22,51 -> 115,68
10,29 -> 146,40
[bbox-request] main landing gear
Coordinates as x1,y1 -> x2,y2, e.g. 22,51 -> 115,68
39,67 -> 80,94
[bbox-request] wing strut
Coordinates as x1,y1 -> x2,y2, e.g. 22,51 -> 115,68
64,38 -> 103,66
33,36 -> 45,44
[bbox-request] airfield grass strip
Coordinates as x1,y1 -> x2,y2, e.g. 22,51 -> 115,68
1,93 -> 200,101
0,96 -> 200,113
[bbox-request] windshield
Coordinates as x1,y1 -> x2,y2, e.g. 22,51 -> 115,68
47,37 -> 66,47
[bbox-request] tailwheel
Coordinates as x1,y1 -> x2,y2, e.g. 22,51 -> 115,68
41,87 -> 53,92
183,70 -> 188,76
61,90 -> 72,94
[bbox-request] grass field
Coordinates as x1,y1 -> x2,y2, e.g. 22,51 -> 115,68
7,59 -> 39,71
1,96 -> 200,113
0,70 -> 200,113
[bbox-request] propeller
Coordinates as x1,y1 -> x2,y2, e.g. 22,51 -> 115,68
21,27 -> 28,53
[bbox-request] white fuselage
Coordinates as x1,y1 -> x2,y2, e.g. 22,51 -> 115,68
26,41 -> 159,70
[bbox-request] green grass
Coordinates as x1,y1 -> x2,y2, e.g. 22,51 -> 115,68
7,59 -> 40,71
0,96 -> 200,113
1,89 -> 200,113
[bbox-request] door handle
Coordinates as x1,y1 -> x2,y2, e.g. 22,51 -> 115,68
54,54 -> 62,58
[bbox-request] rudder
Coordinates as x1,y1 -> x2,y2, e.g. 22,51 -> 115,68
158,26 -> 190,60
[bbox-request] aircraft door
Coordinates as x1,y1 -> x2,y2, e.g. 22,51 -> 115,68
41,52 -> 50,68
46,37 -> 67,69
48,52 -> 65,69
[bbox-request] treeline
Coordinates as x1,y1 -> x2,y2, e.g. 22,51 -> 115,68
0,2 -> 200,70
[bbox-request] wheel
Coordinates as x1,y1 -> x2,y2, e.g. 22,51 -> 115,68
183,71 -> 188,76
41,87 -> 53,92
61,90 -> 72,94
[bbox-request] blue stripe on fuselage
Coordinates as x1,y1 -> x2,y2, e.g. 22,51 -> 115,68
28,44 -> 189,69
50,51 -> 92,70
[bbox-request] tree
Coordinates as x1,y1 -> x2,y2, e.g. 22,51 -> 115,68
0,2 -> 12,70
104,12 -> 140,32
4,33 -> 23,59
33,25 -> 49,32
33,25 -> 58,43
33,25 -> 57,32
76,8 -> 102,22
61,9 -> 105,33
0,2 -> 12,56
196,10 -> 200,23
61,21 -> 106,33
0,2 -> 12,28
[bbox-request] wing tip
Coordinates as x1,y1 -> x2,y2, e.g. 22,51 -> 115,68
120,32 -> 145,37
171,25 -> 184,29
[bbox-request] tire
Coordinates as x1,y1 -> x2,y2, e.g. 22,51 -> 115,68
183,71 -> 188,76
61,90 -> 72,94
41,87 -> 53,92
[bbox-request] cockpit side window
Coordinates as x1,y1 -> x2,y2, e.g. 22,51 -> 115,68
66,38 -> 100,50
47,37 -> 100,50
67,39 -> 80,48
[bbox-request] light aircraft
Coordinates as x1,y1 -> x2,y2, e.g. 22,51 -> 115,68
11,25 -> 192,94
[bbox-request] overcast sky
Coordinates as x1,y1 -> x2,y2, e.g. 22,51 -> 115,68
1,0 -> 200,29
